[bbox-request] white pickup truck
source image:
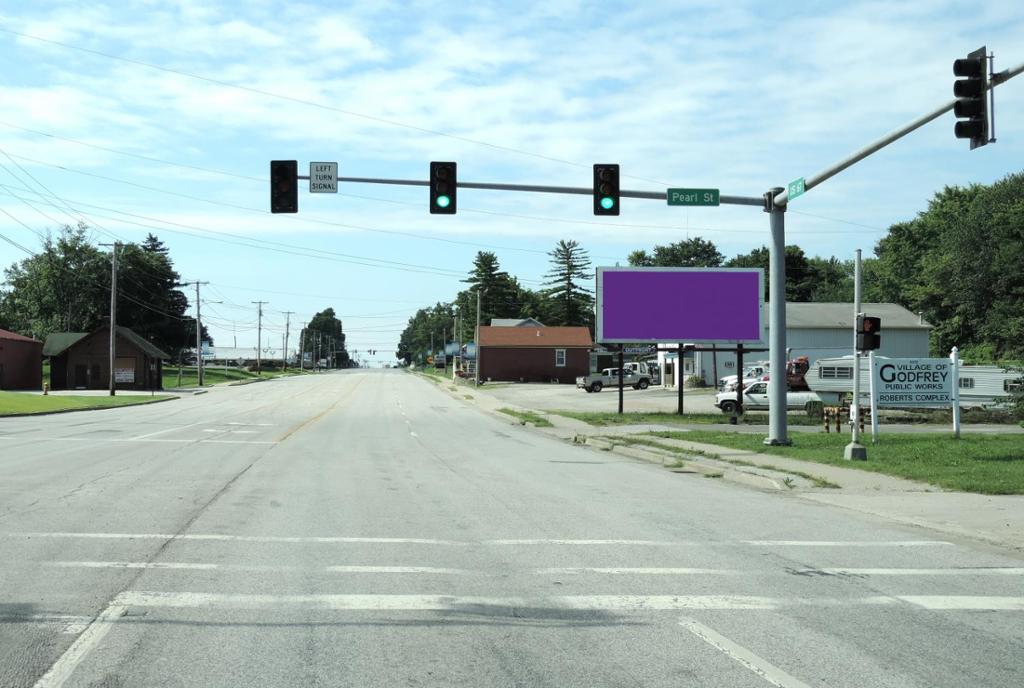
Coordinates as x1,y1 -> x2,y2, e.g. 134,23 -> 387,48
576,367 -> 652,393
715,381 -> 843,414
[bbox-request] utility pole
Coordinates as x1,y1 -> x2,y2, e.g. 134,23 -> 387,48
475,288 -> 483,386
299,323 -> 306,371
282,311 -> 295,370
182,281 -> 210,386
252,301 -> 268,374
845,250 -> 868,460
100,242 -> 120,396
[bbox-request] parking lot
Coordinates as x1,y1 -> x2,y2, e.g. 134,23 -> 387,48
478,381 -> 723,414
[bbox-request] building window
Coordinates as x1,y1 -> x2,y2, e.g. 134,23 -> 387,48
819,366 -> 853,379
959,377 -> 974,389
555,349 -> 566,367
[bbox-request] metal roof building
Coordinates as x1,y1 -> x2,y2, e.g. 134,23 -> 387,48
658,302 -> 932,387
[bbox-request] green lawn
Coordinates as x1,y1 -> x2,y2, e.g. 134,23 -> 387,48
0,391 -> 175,416
550,410 -> 822,427
647,430 -> 1024,494
497,408 -> 554,427
164,365 -> 313,388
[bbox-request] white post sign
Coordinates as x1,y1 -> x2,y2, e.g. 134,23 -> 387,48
871,357 -> 954,407
309,162 -> 338,193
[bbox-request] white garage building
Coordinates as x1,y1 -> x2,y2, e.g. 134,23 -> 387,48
657,302 -> 932,388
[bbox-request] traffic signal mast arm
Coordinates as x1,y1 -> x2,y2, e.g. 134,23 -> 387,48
292,173 -> 764,206
773,58 -> 1024,207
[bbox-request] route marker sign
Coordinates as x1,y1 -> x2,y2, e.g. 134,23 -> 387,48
309,162 -> 338,193
787,177 -> 806,201
667,188 -> 720,206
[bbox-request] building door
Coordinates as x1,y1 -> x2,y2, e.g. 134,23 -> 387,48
90,364 -> 101,388
75,364 -> 88,388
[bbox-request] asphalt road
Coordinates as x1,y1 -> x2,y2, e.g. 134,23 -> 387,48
1,370 -> 1022,687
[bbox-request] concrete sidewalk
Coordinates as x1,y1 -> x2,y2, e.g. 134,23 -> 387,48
428,373 -> 1024,553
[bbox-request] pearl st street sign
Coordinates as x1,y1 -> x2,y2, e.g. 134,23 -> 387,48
871,357 -> 953,407
667,188 -> 720,206
309,162 -> 338,193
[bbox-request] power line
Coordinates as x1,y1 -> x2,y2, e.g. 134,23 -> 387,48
0,185 -> 493,281
0,28 -> 672,186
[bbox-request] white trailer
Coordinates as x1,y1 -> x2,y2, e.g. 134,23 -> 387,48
807,355 -> 1021,408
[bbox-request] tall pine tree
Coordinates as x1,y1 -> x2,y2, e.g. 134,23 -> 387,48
542,240 -> 593,329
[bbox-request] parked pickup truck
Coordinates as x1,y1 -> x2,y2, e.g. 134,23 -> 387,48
576,367 -> 652,393
714,381 -> 843,414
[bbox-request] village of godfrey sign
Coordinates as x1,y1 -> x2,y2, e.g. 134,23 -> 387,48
871,357 -> 953,407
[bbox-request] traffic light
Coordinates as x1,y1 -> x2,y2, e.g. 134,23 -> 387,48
953,47 -> 989,150
593,164 -> 620,216
270,160 -> 298,213
856,315 -> 881,352
430,162 -> 457,214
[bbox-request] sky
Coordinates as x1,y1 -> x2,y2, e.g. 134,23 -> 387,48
0,0 -> 1022,365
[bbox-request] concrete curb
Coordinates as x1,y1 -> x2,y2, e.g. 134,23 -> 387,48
583,436 -> 788,491
0,395 -> 179,418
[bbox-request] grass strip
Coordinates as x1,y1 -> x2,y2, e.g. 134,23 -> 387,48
0,391 -> 175,416
497,408 -> 554,427
549,410 -> 823,427
645,430 -> 1024,495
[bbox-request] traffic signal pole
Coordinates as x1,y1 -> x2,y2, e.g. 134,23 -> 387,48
772,60 -> 1023,207
764,190 -> 790,445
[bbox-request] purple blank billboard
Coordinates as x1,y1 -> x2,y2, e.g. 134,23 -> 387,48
596,267 -> 763,343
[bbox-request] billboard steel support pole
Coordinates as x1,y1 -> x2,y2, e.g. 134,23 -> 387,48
764,189 -> 790,446
677,343 -> 684,415
618,347 -> 624,415
736,343 -> 744,421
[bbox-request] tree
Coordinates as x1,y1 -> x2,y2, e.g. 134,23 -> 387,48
628,237 -> 724,268
0,227 -> 194,356
806,256 -> 854,302
396,302 -> 454,365
542,239 -> 593,328
865,173 -> 1024,358
302,308 -> 350,368
725,245 -> 817,302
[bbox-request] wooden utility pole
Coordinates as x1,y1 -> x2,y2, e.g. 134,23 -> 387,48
251,301 -> 268,373
282,311 -> 295,369
100,243 -> 120,396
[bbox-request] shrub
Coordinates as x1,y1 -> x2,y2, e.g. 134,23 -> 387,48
685,375 -> 707,388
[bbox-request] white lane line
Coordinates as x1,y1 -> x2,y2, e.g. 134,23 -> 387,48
805,568 -> 1024,576
680,617 -> 815,688
12,437 -> 277,445
743,540 -> 953,547
487,539 -> 675,546
900,596 -> 1024,610
130,421 -> 204,440
12,532 -> 463,545
537,567 -> 736,575
47,561 -> 220,570
32,603 -> 126,688
410,431 -> 418,437
325,566 -> 469,574
113,591 -> 783,611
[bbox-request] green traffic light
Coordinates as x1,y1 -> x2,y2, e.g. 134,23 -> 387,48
436,195 -> 451,208
600,196 -> 615,210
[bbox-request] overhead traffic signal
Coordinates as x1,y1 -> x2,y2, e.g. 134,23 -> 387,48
270,160 -> 298,213
953,47 -> 989,150
856,315 -> 881,352
430,162 -> 457,214
593,164 -> 620,216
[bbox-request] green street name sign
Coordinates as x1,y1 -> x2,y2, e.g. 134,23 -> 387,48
787,177 -> 806,200
667,188 -> 720,206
